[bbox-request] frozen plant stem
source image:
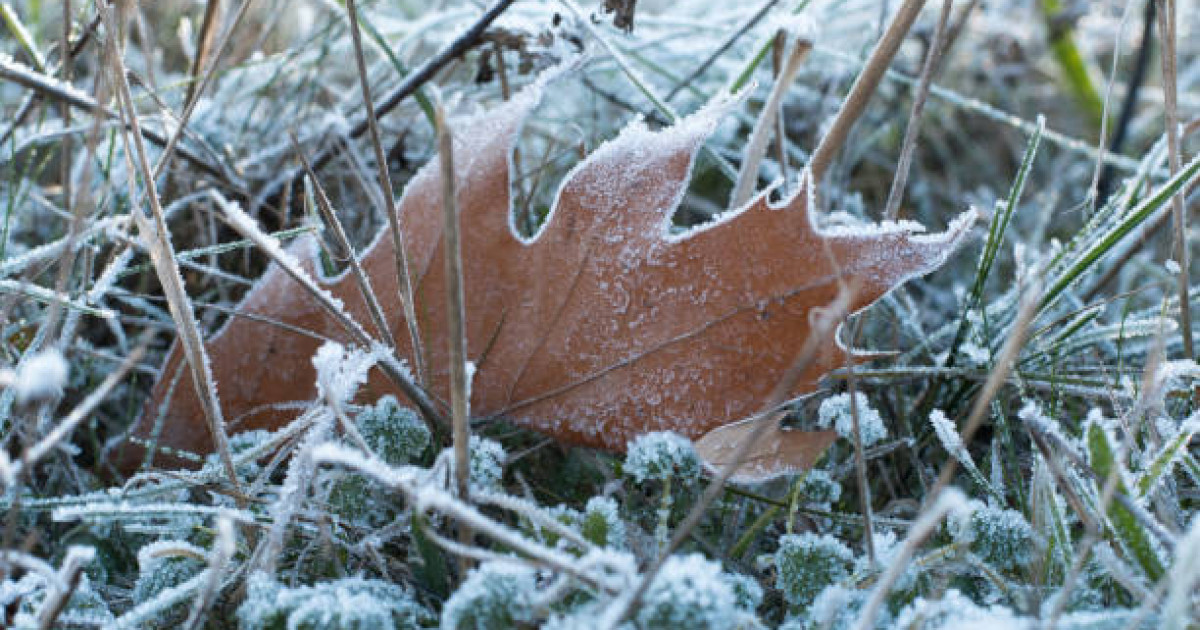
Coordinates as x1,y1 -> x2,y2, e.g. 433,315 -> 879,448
809,0 -> 926,183
1155,0 -> 1193,361
102,2 -> 242,495
437,105 -> 472,507
883,0 -> 953,220
344,0 -> 427,384
730,31 -> 811,210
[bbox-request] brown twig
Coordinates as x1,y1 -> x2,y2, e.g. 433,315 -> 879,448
1155,0 -> 1193,361
290,131 -> 395,348
345,0 -> 427,385
809,0 -> 927,183
883,0 -> 952,220
102,1 -> 242,495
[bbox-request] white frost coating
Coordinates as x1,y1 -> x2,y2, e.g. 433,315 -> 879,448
136,540 -> 207,573
539,89 -> 744,246
11,350 -> 68,405
111,569 -> 211,630
52,502 -> 257,524
817,392 -> 887,446
929,409 -> 983,478
893,589 -> 1029,629
312,342 -> 377,405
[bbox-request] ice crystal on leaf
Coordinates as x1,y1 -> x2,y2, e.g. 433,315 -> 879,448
237,573 -> 429,630
441,561 -> 538,630
356,395 -> 431,465
951,502 -> 1036,571
776,532 -> 854,607
632,553 -> 743,630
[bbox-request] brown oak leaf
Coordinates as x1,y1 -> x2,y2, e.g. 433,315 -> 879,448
122,80 -> 974,480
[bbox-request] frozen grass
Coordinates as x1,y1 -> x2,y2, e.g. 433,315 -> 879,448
0,0 -> 1197,628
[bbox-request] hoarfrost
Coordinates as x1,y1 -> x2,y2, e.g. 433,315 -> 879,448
441,561 -> 538,630
633,553 -> 741,630
624,431 -> 700,483
313,342 -> 378,406
817,392 -> 887,446
893,589 -> 1029,629
775,532 -> 854,606
11,350 -> 68,405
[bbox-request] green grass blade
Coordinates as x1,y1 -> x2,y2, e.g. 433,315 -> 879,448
1085,421 -> 1166,581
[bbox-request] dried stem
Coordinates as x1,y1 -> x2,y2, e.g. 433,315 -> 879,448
809,0 -> 927,183
151,0 -> 255,182
345,0 -> 427,384
1155,0 -> 1193,360
290,132 -> 396,348
883,0 -> 953,220
729,33 -> 811,209
436,105 -> 472,506
102,2 -> 242,495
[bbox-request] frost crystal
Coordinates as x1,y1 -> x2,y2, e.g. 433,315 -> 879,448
776,533 -> 854,607
893,589 -> 1029,629
581,496 -> 626,549
624,432 -> 700,483
444,436 -> 507,490
817,393 -> 887,446
313,342 -> 377,405
634,554 -> 740,629
441,561 -> 538,629
356,395 -> 431,465
951,502 -> 1036,571
13,350 -> 68,404
237,573 -> 428,630
800,469 -> 842,504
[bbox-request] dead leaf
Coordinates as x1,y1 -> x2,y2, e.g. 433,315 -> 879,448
120,80 -> 974,478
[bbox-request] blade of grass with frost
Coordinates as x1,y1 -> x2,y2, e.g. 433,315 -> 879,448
0,4 -> 45,72
1040,152 -> 1200,314
0,279 -> 115,319
1085,421 -> 1166,581
947,117 -> 1042,363
115,225 -> 316,280
1135,413 -> 1198,497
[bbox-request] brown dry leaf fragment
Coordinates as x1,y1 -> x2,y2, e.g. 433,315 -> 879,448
121,78 -> 974,479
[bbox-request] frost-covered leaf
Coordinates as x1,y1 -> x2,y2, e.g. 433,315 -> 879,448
128,70 -> 973,478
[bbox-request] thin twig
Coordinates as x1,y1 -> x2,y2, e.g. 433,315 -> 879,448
1155,0 -> 1193,361
729,32 -> 811,209
345,0 -> 427,385
279,0 -> 517,192
883,0 -> 952,220
808,0 -> 927,183
436,103 -> 473,519
102,1 -> 242,495
289,131 -> 395,348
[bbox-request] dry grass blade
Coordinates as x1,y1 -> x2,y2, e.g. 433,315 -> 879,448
344,0 -> 427,384
809,0 -> 927,182
729,31 -> 811,209
290,132 -> 395,348
883,0 -> 953,220
1154,0 -> 1193,361
101,1 -> 241,494
435,104 -> 472,504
